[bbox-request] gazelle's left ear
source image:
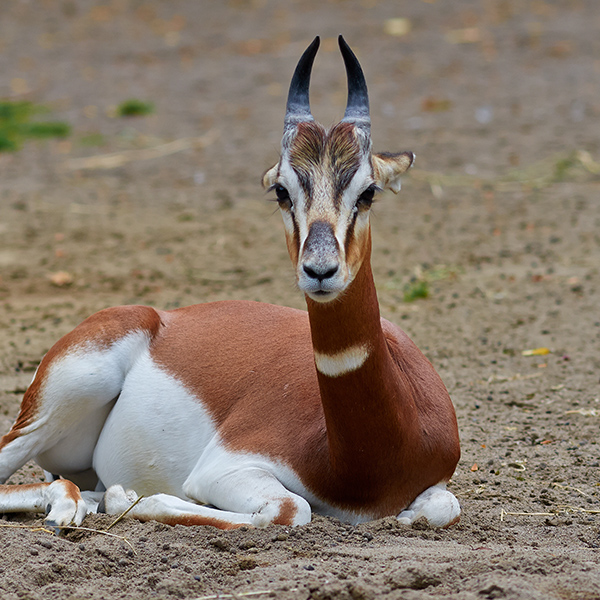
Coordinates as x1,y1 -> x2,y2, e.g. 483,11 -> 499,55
262,163 -> 279,189
372,151 -> 414,193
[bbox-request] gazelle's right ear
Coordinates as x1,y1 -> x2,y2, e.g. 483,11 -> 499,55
372,151 -> 414,193
262,163 -> 279,189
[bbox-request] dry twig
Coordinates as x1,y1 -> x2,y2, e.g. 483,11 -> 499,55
0,520 -> 136,553
58,525 -> 137,554
105,494 -> 145,531
500,505 -> 600,521
63,130 -> 219,171
500,509 -> 553,521
551,483 -> 592,498
1,494 -> 144,552
0,522 -> 56,534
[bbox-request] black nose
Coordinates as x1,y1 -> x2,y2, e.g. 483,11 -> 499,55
302,221 -> 340,282
303,263 -> 339,282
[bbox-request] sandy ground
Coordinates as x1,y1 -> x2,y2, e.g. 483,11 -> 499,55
1,1 -> 600,598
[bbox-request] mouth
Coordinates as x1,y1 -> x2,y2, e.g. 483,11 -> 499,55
298,269 -> 348,303
305,289 -> 339,303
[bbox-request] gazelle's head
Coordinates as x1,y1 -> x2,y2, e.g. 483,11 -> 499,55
263,36 -> 414,303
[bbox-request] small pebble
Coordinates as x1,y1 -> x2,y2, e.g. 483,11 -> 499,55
209,538 -> 230,551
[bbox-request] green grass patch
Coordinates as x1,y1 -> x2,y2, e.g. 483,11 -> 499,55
116,99 -> 154,117
0,101 -> 70,152
385,264 -> 462,303
403,279 -> 430,302
552,153 -> 578,182
78,132 -> 106,147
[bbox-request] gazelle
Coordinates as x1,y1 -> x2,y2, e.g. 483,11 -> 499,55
0,36 -> 460,532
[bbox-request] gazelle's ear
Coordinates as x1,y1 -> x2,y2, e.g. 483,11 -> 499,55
262,163 -> 279,189
372,151 -> 414,193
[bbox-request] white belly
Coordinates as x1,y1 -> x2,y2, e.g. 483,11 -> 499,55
93,350 -> 217,499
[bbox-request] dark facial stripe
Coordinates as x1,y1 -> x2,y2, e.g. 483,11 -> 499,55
291,210 -> 300,259
327,122 -> 361,205
289,122 -> 326,204
345,211 -> 357,257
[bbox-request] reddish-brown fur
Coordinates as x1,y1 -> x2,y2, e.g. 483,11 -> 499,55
62,479 -> 83,502
159,516 -> 246,530
0,483 -> 44,494
273,497 -> 299,526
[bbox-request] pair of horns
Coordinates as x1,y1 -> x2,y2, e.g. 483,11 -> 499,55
284,35 -> 370,130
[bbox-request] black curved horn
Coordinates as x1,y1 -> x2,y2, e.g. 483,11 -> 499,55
284,36 -> 320,128
339,35 -> 370,128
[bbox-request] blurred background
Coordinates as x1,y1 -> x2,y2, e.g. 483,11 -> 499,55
1,0 -> 599,190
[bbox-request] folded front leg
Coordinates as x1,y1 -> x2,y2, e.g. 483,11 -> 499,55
0,480 -> 90,532
183,458 -> 313,528
100,461 -> 313,530
100,485 -> 265,530
397,483 -> 460,528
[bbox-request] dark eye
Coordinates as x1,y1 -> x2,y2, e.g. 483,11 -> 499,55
356,186 -> 376,209
275,185 -> 291,205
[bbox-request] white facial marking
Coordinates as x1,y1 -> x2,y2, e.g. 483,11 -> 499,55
314,344 -> 370,378
275,126 -> 376,303
339,157 -> 374,220
277,158 -> 310,236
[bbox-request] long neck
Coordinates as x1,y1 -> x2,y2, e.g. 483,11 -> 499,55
305,239 -> 418,486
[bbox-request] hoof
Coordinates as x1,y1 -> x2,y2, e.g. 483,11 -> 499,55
101,485 -> 139,515
44,519 -> 62,535
43,480 -> 88,530
397,485 -> 461,528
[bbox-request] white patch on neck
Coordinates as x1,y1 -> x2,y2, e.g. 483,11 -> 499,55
314,344 -> 370,378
